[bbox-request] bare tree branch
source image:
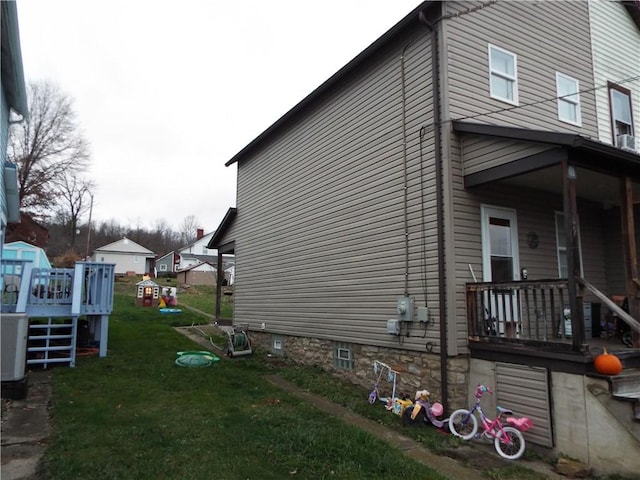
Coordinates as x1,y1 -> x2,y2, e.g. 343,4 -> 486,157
8,80 -> 91,219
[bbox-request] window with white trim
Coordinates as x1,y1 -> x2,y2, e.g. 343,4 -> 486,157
556,73 -> 581,126
609,83 -> 634,143
555,212 -> 583,278
489,44 -> 518,105
159,264 -> 167,272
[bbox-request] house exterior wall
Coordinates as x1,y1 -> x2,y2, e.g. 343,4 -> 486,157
233,24 -> 443,354
441,1 -> 608,352
471,360 -> 640,475
460,135 -> 558,177
444,0 -> 597,135
94,252 -> 148,275
180,233 -> 214,256
155,254 -> 174,275
589,0 -> 640,144
177,269 -> 216,286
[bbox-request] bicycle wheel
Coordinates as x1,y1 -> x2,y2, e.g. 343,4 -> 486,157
402,405 -> 426,427
494,426 -> 526,460
448,409 -> 478,440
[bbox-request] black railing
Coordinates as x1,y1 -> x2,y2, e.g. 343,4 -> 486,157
466,279 -> 572,344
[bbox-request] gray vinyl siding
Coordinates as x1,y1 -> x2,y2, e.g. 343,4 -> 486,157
233,26 -> 444,352
444,0 -> 598,137
460,134 -> 558,176
216,217 -> 236,248
450,179 -> 609,352
603,206 -> 640,296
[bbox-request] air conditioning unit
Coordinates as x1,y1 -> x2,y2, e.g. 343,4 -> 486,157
616,134 -> 639,153
1,313 -> 29,382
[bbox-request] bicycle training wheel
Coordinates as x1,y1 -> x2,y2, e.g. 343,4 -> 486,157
448,409 -> 478,439
402,405 -> 426,426
494,426 -> 525,460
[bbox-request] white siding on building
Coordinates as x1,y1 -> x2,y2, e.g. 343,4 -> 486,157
588,0 -> 640,145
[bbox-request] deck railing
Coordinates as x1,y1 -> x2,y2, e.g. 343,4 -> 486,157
1,260 -> 115,317
466,279 -> 572,344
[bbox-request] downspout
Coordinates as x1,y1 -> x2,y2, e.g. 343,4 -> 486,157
419,10 -> 448,410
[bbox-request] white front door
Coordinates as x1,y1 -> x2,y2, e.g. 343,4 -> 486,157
481,205 -> 521,335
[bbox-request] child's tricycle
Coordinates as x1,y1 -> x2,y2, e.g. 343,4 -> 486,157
402,389 -> 447,429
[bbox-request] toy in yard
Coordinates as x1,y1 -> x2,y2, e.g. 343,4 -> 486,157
159,307 -> 182,314
225,324 -> 252,357
175,350 -> 219,367
448,384 -> 533,460
368,360 -> 400,406
402,389 -> 447,429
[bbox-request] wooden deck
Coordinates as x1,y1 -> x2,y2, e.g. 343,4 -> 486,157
1,260 -> 116,366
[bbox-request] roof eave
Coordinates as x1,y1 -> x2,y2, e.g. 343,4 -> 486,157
224,1 -> 434,167
1,2 -> 29,116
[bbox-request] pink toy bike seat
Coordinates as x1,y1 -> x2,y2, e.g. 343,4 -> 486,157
506,416 -> 534,432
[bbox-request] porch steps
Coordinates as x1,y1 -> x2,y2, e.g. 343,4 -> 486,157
610,368 -> 640,423
27,318 -> 77,368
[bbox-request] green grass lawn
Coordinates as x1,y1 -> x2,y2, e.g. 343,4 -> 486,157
41,293 -> 448,480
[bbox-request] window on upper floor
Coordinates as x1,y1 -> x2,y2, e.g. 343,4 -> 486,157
609,82 -> 634,145
488,44 -> 518,105
556,73 -> 581,126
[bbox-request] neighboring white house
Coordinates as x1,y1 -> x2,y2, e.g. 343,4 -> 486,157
176,228 -> 217,270
91,237 -> 156,276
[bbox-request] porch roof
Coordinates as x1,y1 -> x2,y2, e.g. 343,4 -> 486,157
452,121 -> 640,187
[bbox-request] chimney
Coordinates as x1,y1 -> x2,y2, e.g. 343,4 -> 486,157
196,228 -> 204,240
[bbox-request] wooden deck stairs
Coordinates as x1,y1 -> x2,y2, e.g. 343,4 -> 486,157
1,260 -> 115,369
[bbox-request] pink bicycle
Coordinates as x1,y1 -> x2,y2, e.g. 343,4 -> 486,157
448,384 -> 533,460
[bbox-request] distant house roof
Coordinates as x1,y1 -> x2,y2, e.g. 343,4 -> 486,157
176,261 -> 216,273
1,1 -> 28,116
95,237 -> 156,256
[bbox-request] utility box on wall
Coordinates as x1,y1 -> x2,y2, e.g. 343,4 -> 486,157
1,313 -> 28,382
397,296 -> 414,322
387,319 -> 400,335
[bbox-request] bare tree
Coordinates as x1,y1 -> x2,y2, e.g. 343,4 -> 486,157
179,215 -> 199,245
54,172 -> 94,251
8,80 -> 91,219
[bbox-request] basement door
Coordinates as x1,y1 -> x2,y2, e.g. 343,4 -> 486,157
495,362 -> 553,447
481,205 -> 521,336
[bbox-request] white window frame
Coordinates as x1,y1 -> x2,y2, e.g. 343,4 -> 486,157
555,211 -> 583,278
609,84 -> 634,142
556,73 -> 581,126
488,44 -> 519,105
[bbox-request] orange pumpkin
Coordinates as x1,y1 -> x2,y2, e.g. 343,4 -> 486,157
594,348 -> 623,375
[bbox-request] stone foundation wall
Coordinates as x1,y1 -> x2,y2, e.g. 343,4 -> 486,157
248,330 -> 469,409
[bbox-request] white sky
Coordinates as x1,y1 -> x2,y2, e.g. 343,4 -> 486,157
15,0 -> 421,233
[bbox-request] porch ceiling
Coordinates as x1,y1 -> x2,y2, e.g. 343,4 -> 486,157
453,121 -> 640,206
501,166 -> 640,207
